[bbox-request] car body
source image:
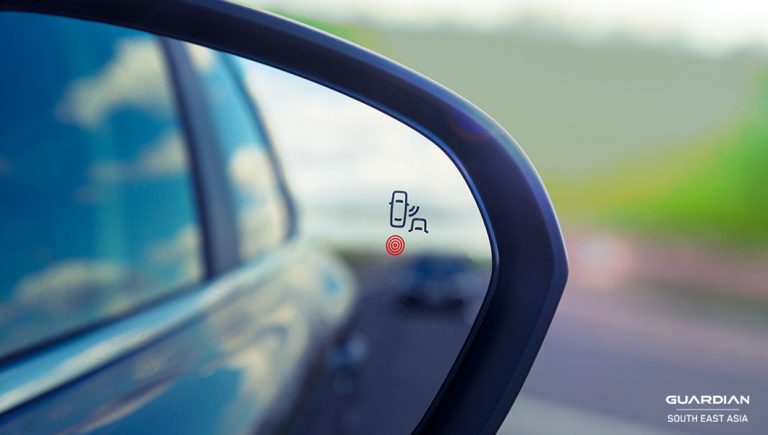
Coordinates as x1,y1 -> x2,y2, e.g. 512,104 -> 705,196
0,12 -> 356,434
396,255 -> 489,309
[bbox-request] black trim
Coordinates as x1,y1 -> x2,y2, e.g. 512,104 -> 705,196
161,37 -> 240,275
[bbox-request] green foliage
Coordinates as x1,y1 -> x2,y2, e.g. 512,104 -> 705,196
605,72 -> 768,246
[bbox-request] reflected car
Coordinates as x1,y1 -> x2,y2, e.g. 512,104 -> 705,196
395,255 -> 488,308
0,13 -> 357,435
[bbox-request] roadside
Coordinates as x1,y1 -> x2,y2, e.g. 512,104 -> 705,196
504,228 -> 768,435
566,228 -> 768,303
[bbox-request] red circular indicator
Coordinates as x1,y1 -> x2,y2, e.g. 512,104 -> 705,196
385,235 -> 405,256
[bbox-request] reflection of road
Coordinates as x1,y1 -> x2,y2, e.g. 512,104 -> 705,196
286,258 -> 486,435
501,280 -> 768,435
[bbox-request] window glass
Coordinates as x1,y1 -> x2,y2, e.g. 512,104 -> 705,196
0,13 -> 203,357
185,43 -> 289,260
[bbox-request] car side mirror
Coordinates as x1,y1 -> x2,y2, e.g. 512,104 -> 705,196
0,2 -> 567,434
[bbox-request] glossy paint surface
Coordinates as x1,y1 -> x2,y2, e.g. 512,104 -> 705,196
0,241 -> 355,434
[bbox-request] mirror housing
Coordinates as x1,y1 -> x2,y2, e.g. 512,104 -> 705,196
0,1 -> 568,433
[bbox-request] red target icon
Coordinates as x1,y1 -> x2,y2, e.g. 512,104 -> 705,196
385,235 -> 405,256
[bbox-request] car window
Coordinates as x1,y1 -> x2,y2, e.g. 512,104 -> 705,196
0,13 -> 203,358
184,43 -> 290,261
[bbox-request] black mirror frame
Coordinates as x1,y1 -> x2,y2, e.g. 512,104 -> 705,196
0,1 -> 568,434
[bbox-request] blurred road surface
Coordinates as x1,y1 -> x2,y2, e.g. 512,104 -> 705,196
502,233 -> 768,435
286,256 -> 485,435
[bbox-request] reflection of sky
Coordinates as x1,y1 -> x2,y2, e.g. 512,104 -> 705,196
184,44 -> 289,260
239,60 -> 492,258
0,14 -> 201,357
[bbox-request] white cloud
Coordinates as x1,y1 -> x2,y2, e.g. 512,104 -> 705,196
14,260 -> 131,310
147,224 -> 203,281
238,197 -> 288,259
148,224 -> 200,262
138,131 -> 187,175
185,42 -> 216,72
57,37 -> 171,128
207,303 -> 311,408
89,130 -> 186,182
229,146 -> 277,196
227,145 -> 289,257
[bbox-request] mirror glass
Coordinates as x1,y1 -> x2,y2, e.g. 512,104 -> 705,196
0,12 -> 491,435
229,48 -> 493,435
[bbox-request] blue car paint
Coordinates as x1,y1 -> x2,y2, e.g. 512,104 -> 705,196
0,242 -> 356,434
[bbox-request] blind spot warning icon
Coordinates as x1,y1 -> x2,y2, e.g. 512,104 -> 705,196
389,190 -> 409,228
388,190 -> 429,234
385,235 -> 405,256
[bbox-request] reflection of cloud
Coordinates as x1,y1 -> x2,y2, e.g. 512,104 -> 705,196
229,146 -> 276,195
0,156 -> 9,175
232,306 -> 310,403
89,130 -> 186,182
14,260 -> 130,309
208,295 -> 311,415
57,37 -> 170,128
228,146 -> 287,258
147,224 -> 202,281
185,43 -> 215,72
239,198 -> 287,259
148,224 -> 200,262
